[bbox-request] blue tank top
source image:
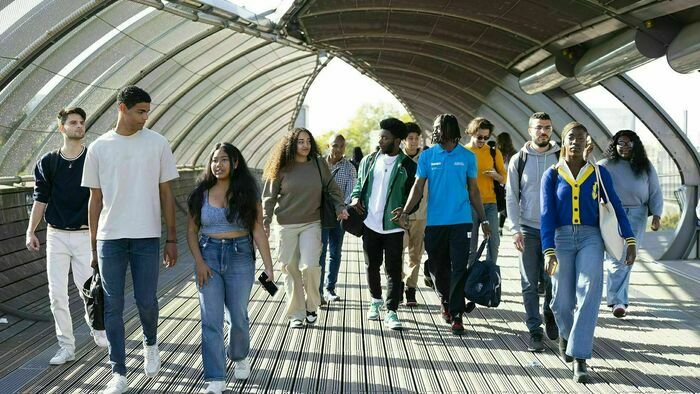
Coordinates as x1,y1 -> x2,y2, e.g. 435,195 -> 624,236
200,190 -> 247,235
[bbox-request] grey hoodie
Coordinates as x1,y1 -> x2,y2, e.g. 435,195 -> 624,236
505,141 -> 561,232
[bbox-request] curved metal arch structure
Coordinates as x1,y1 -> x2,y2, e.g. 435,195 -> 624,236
0,0 -> 320,177
1,0 -> 700,258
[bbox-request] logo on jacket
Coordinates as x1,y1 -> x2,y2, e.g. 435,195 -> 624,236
592,182 -> 598,200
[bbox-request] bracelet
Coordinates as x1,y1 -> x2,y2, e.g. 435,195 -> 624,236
166,240 -> 177,244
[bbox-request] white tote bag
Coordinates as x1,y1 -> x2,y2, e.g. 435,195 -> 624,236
595,163 -> 625,260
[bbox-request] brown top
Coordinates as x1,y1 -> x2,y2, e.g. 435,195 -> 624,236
262,157 -> 345,226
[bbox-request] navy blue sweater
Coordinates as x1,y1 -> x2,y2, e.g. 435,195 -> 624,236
33,148 -> 90,230
540,161 -> 635,257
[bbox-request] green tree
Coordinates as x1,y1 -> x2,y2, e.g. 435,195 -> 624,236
315,102 -> 413,157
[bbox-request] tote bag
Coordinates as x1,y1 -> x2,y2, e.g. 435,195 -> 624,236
595,163 -> 625,261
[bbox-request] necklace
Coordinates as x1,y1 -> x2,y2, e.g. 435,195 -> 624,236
60,146 -> 85,169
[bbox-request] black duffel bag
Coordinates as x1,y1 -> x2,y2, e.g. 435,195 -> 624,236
82,267 -> 105,330
464,238 -> 502,308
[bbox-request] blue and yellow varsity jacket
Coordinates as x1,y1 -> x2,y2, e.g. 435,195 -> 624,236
540,160 -> 635,258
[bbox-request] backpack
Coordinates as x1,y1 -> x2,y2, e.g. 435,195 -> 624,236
464,238 -> 501,308
488,146 -> 506,212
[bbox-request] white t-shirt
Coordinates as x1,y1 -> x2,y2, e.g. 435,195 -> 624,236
364,153 -> 403,234
81,128 -> 179,240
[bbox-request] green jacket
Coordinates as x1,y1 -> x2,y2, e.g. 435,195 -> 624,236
351,151 -> 417,231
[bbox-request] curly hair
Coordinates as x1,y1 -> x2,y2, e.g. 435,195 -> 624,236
606,130 -> 650,176
262,127 -> 320,180
187,143 -> 259,232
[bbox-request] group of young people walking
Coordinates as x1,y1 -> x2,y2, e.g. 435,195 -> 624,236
26,85 -> 663,393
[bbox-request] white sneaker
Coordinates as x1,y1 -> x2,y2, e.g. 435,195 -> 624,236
324,289 -> 340,302
103,373 -> 128,394
49,347 -> 75,365
143,343 -> 160,377
202,380 -> 226,394
92,329 -> 109,348
234,358 -> 251,380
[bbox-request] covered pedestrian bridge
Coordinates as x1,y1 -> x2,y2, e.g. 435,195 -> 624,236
0,1 -> 699,392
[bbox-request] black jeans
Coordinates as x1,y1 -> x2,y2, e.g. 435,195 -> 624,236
362,227 -> 404,311
424,223 -> 472,317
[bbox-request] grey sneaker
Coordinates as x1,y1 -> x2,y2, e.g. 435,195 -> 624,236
202,380 -> 225,394
143,343 -> 160,378
384,310 -> 402,330
367,299 -> 383,320
234,357 -> 250,380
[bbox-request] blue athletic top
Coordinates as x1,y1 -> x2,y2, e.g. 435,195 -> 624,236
200,190 -> 246,235
416,144 -> 478,226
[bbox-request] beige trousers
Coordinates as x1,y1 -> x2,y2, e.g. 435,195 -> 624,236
278,221 -> 322,320
402,219 -> 427,289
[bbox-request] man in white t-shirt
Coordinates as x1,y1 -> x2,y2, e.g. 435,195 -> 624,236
350,118 -> 417,330
82,86 -> 179,394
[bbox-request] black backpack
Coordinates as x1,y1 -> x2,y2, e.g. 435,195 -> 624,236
464,238 -> 501,308
488,146 -> 506,212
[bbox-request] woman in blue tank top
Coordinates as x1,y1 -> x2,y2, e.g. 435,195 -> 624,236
186,143 -> 274,394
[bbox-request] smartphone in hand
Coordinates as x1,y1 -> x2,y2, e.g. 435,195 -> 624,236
258,271 -> 278,297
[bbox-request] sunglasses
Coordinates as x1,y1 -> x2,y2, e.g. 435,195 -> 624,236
475,135 -> 490,141
616,140 -> 634,148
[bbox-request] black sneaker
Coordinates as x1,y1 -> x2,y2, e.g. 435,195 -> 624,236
424,276 -> 434,289
465,301 -> 476,314
573,359 -> 589,383
405,288 -> 417,307
544,312 -> 559,340
559,338 -> 574,362
527,331 -> 545,352
537,281 -> 545,296
305,311 -> 317,325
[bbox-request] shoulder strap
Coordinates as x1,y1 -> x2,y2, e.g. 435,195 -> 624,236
594,163 -> 611,204
516,150 -> 527,182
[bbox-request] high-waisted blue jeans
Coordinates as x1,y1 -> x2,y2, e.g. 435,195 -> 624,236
606,206 -> 646,307
551,225 -> 604,360
197,235 -> 255,381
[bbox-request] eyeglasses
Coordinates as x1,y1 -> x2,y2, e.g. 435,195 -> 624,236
475,135 -> 489,141
616,140 -> 634,148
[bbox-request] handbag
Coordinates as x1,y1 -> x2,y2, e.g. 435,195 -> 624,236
82,267 -> 105,330
314,157 -> 339,229
341,205 -> 366,237
595,163 -> 625,261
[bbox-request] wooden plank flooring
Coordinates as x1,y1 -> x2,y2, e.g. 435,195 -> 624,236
2,230 -> 700,393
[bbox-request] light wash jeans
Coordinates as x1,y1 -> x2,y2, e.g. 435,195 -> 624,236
551,225 -> 604,360
470,203 -> 501,265
98,238 -> 160,376
519,225 -> 553,334
197,235 -> 255,382
606,206 -> 647,307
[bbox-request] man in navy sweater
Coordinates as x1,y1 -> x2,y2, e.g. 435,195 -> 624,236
26,107 -> 108,366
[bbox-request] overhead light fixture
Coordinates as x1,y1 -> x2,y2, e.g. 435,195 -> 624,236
318,50 -> 329,64
181,0 -> 204,7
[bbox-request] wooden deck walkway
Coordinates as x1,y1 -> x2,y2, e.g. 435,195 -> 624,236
1,230 -> 699,393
